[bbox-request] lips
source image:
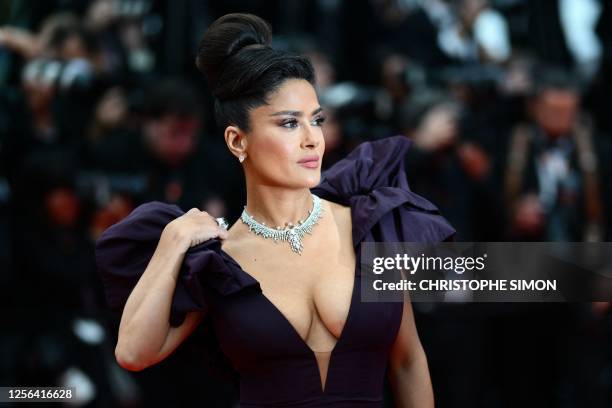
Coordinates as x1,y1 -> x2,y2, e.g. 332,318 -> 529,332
298,156 -> 319,168
298,156 -> 319,164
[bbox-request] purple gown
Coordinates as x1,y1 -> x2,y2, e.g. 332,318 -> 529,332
95,135 -> 455,407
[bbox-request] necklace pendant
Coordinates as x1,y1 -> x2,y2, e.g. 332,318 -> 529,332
241,193 -> 323,254
288,230 -> 303,254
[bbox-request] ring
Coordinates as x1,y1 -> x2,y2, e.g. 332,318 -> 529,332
216,217 -> 229,230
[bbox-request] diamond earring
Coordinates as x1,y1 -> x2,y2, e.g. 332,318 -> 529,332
239,154 -> 246,163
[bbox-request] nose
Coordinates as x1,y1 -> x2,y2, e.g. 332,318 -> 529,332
301,122 -> 321,150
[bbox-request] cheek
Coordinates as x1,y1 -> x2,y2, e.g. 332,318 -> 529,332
252,132 -> 296,167
320,128 -> 326,153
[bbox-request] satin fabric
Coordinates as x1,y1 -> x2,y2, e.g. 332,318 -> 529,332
96,135 -> 455,407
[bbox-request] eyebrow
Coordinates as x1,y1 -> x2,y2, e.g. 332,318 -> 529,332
269,107 -> 323,117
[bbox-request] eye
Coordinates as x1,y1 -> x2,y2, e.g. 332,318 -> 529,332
280,119 -> 298,129
312,116 -> 326,126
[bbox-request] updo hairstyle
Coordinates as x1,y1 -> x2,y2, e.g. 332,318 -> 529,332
195,13 -> 316,132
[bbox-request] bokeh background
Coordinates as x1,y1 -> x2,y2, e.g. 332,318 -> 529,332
1,0 -> 612,406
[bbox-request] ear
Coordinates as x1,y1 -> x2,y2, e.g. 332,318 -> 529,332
224,125 -> 247,159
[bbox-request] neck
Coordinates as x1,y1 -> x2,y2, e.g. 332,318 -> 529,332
244,184 -> 314,228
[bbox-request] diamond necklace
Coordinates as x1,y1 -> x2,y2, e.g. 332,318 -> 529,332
240,193 -> 323,254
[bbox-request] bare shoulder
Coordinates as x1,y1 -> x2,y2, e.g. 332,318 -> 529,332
220,223 -> 245,252
322,199 -> 352,231
325,198 -> 351,217
220,218 -> 258,259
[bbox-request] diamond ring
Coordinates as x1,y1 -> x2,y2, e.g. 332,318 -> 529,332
216,217 -> 229,230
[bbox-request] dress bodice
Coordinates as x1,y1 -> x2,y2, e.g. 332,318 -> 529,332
95,135 -> 455,407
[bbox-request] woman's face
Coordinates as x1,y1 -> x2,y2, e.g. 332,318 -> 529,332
243,78 -> 326,189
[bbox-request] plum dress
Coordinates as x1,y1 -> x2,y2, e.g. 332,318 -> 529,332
95,135 -> 455,407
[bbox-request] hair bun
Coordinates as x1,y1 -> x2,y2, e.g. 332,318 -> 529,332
195,13 -> 272,92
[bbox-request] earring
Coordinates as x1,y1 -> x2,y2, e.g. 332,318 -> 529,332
239,154 -> 246,163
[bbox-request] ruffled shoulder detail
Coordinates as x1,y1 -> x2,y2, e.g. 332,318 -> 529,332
95,201 -> 260,327
311,135 -> 456,245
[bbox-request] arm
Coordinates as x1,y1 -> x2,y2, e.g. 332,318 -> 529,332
387,293 -> 434,408
114,208 -> 227,371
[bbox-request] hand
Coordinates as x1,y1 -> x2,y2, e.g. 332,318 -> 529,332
457,142 -> 491,180
94,87 -> 127,129
413,104 -> 459,151
162,208 -> 229,252
0,26 -> 40,58
87,0 -> 117,31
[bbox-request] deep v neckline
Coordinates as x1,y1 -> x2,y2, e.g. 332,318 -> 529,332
218,246 -> 358,394
217,201 -> 358,394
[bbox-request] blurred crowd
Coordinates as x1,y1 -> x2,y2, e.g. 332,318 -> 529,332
1,0 -> 611,407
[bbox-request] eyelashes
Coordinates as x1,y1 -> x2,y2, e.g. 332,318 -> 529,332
280,116 -> 326,129
314,116 -> 326,126
280,121 -> 296,129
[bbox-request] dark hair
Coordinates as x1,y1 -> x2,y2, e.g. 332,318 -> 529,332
195,13 -> 315,132
531,65 -> 581,97
142,78 -> 203,119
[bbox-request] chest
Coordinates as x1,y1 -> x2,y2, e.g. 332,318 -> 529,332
223,206 -> 355,348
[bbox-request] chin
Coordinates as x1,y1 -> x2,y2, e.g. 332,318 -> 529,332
292,175 -> 321,189
275,169 -> 321,189
305,174 -> 322,188
305,181 -> 319,189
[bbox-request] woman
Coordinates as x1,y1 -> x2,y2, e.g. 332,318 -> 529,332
96,13 -> 455,407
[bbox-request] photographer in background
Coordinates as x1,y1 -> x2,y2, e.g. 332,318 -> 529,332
504,66 -> 612,242
401,88 -> 496,242
136,78 -> 243,218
